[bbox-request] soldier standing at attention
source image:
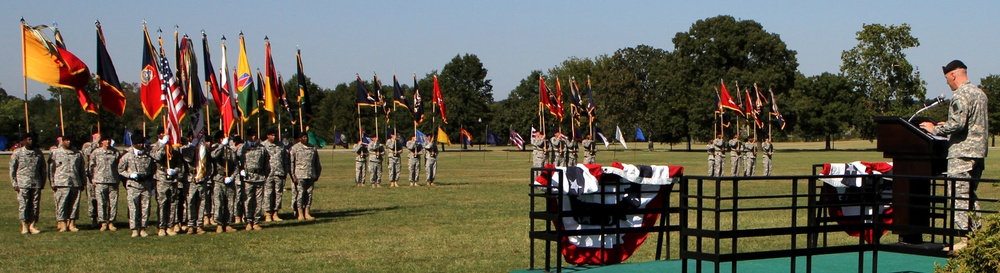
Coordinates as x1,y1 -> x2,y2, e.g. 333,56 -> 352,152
531,131 -> 546,167
368,136 -> 384,188
90,134 -> 120,231
742,137 -> 757,177
353,139 -> 368,187
291,132 -> 321,220
184,135 -> 212,234
424,135 -> 438,186
11,132 -> 45,234
406,135 -> 422,186
49,135 -> 85,232
238,131 -> 269,231
566,135 -> 579,166
706,141 -> 716,176
761,137 -> 774,176
80,128 -> 101,228
728,134 -> 742,176
230,136 -> 246,225
262,130 -> 289,221
386,132 -> 403,187
581,134 -> 596,164
150,130 -> 182,236
210,132 -> 238,233
920,60 -> 989,252
549,132 -> 561,166
117,133 -> 156,237
713,134 -> 726,176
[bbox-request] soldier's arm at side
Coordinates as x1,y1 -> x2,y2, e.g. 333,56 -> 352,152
314,149 -> 322,177
9,152 -> 17,189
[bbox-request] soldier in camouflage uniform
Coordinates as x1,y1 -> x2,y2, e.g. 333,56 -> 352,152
80,128 -> 101,227
761,137 -> 774,176
11,132 -> 45,234
567,135 -> 579,166
406,136 -> 422,186
291,132 -> 321,220
553,133 -> 567,167
728,135 -> 742,176
210,132 -> 239,233
49,136 -> 86,232
90,134 -> 120,231
920,61 -> 989,251
548,133 -> 561,166
231,136 -> 246,225
581,134 -> 596,164
150,130 -> 184,236
742,137 -> 757,177
531,131 -> 546,167
713,134 -> 726,176
386,132 -> 403,187
368,136 -> 384,188
238,132 -> 269,230
424,136 -> 438,186
706,142 -> 716,176
117,133 -> 156,237
353,139 -> 368,187
262,130 -> 289,221
185,135 -> 214,234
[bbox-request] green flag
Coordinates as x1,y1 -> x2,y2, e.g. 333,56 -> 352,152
307,130 -> 326,148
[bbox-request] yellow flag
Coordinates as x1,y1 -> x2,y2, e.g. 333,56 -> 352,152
436,127 -> 451,145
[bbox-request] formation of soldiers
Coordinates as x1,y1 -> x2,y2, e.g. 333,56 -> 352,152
707,134 -> 774,177
353,131 -> 438,187
9,128 -> 321,236
531,131 -> 597,168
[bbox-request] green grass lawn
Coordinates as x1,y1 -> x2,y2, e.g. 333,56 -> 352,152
0,140 -> 997,272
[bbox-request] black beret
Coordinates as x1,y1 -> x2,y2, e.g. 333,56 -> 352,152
942,60 -> 967,74
100,133 -> 111,141
20,131 -> 38,141
213,131 -> 224,141
131,133 -> 145,145
298,132 -> 309,139
266,129 -> 278,136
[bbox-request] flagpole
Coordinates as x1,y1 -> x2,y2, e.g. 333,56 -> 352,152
356,104 -> 362,142
58,89 -> 66,135
20,19 -> 30,132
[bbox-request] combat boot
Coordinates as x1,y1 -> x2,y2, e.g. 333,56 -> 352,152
57,221 -> 67,232
107,223 -> 117,231
21,222 -> 28,234
391,182 -> 398,187
186,227 -> 196,235
216,226 -> 224,233
264,212 -> 273,222
297,209 -> 305,220
252,224 -> 263,231
29,222 -> 42,233
195,227 -> 206,234
165,227 -> 177,236
225,225 -> 237,232
139,229 -> 148,237
158,229 -> 166,236
131,230 -> 139,237
304,207 -> 315,220
245,224 -> 253,231
67,220 -> 79,232
428,182 -> 436,187
272,212 -> 283,222
100,223 -> 108,231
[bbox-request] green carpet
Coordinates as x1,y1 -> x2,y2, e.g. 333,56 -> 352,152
512,252 -> 948,273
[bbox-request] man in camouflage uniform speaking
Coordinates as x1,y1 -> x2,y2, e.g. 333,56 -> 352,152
49,135 -> 86,232
920,60 -> 989,252
10,132 -> 46,234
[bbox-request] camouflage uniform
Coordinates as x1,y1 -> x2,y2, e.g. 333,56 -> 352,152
406,139 -> 422,184
386,137 -> 403,183
117,147 -> 156,231
290,141 -> 321,210
185,144 -> 213,229
707,143 -> 716,176
10,145 -> 46,223
151,141 -> 185,231
531,135 -> 546,167
263,139 -> 289,214
239,141 -> 269,225
932,81 -> 989,231
90,145 -> 120,225
424,141 -> 438,183
566,139 -> 579,166
49,146 -> 86,222
80,140 -> 99,224
368,141 -> 384,186
581,139 -> 596,164
353,143 -> 368,185
728,137 -> 742,176
210,142 -> 238,227
712,137 -> 726,176
742,139 -> 757,177
761,140 -> 774,176
550,136 -> 563,166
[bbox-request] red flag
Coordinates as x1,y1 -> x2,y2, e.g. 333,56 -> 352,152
554,77 -> 565,121
718,81 -> 742,116
539,76 -> 552,110
95,21 -> 126,117
139,25 -> 164,120
745,89 -> 763,128
203,32 -> 234,136
432,75 -> 447,123
50,28 -> 95,114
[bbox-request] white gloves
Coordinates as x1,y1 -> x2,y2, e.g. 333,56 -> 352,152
158,135 -> 170,144
133,149 -> 143,156
129,173 -> 139,179
224,177 -> 234,184
110,140 -> 116,147
166,168 -> 179,176
240,170 -> 247,177
221,138 -> 230,146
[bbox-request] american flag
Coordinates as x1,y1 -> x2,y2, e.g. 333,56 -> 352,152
158,53 -> 184,146
509,129 -> 525,150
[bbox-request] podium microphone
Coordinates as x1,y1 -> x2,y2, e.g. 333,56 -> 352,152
908,94 -> 947,122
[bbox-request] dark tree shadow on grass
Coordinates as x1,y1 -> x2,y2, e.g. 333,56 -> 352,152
267,206 -> 402,228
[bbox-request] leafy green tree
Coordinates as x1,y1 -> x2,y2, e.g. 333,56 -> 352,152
668,15 -> 798,148
787,72 -> 861,149
435,54 -> 494,145
979,75 -> 1000,146
840,23 -> 927,139
491,70 -> 544,142
591,45 -> 669,143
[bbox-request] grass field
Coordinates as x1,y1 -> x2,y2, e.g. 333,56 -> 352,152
0,140 -> 997,272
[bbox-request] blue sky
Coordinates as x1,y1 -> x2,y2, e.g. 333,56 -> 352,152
4,1 -> 998,101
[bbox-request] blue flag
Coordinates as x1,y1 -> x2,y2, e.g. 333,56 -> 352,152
0,136 -> 7,151
486,129 -> 499,145
415,129 -> 428,145
123,129 -> 134,146
361,131 -> 372,145
635,126 -> 647,142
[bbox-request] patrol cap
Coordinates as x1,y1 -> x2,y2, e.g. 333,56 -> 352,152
130,133 -> 145,145
297,132 -> 309,139
942,60 -> 967,74
245,131 -> 257,138
100,133 -> 111,141
266,129 -> 278,136
20,131 -> 38,141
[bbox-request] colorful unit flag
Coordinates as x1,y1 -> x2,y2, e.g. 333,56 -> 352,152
635,127 -> 646,142
139,25 -> 164,120
206,33 -> 235,136
459,128 -> 473,145
486,129 -> 499,145
411,74 -> 424,125
432,75 -> 447,123
436,127 -> 451,145
392,74 -> 410,111
356,75 -> 375,106
769,89 -> 786,130
297,49 -> 314,130
262,37 -> 278,122
236,33 -> 257,121
179,35 -> 205,138
22,20 -> 94,114
719,80 -> 743,116
95,21 -> 126,117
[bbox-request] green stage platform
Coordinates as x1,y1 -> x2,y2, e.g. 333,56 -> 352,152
513,252 -> 949,273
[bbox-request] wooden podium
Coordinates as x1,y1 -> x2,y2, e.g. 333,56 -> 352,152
874,117 -> 948,243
